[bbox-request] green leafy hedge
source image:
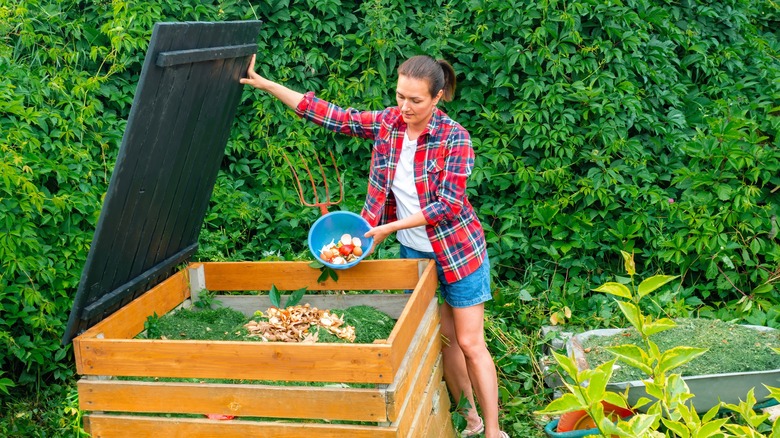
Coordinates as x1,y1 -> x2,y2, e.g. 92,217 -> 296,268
1,0 -> 778,399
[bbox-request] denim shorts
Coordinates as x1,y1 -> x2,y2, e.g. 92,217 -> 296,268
399,245 -> 492,308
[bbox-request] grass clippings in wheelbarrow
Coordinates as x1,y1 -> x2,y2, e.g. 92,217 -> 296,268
581,317 -> 780,382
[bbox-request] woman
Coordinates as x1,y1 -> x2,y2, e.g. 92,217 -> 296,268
241,54 -> 507,438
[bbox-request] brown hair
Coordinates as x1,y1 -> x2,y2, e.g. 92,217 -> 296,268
397,55 -> 457,102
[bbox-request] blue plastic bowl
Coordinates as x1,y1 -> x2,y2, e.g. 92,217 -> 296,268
308,211 -> 374,270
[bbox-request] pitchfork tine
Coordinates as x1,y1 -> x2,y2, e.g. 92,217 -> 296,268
329,150 -> 344,206
300,153 -> 321,206
283,149 -> 343,216
282,153 -> 309,207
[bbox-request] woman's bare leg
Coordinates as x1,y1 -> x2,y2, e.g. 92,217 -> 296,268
440,303 -> 481,431
441,302 -> 501,437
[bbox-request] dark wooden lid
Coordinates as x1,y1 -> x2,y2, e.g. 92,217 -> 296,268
63,21 -> 262,344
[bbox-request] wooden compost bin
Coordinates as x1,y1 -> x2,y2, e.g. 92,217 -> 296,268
73,259 -> 455,437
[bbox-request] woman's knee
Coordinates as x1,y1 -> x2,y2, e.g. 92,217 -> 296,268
456,336 -> 487,360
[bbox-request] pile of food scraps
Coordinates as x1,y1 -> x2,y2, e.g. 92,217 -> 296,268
318,233 -> 364,265
244,304 -> 356,343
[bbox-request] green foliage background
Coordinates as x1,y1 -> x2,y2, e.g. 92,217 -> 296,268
1,0 -> 779,423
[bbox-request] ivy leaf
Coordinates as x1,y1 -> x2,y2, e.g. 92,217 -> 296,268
751,283 -> 774,295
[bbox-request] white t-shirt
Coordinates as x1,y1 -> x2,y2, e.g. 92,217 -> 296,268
391,132 -> 434,252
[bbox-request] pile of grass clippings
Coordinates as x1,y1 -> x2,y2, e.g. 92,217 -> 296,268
146,307 -> 249,341
142,304 -> 395,344
582,318 -> 780,382
311,305 -> 396,344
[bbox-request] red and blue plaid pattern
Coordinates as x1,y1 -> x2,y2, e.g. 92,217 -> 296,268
295,92 -> 486,283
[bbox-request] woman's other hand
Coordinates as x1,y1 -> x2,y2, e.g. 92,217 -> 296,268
364,224 -> 393,255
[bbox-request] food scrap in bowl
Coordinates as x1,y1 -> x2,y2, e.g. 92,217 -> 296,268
318,234 -> 364,265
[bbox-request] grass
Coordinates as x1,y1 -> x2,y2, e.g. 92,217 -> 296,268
142,304 -> 396,344
581,317 -> 780,382
145,307 -> 249,341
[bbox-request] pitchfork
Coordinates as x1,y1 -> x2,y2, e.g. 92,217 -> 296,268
283,150 -> 344,216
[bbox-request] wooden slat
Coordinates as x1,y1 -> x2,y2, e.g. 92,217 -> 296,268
75,338 -> 394,384
415,381 -> 446,438
201,260 -> 425,291
156,43 -> 257,67
395,356 -> 445,438
83,415 -> 397,438
76,269 -> 190,341
118,21 -> 259,279
398,348 -> 442,430
215,293 -> 410,320
386,260 -> 438,372
78,380 -> 388,422
386,299 -> 441,421
170,28 -> 253,251
428,381 -> 454,438
82,243 -> 196,319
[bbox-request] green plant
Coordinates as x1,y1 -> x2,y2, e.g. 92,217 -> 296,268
450,393 -> 472,432
0,372 -> 14,397
143,312 -> 161,340
0,381 -> 87,437
193,290 -> 222,310
308,261 -> 340,283
582,317 -> 780,382
538,250 -> 780,437
268,284 -> 307,308
487,277 -> 553,436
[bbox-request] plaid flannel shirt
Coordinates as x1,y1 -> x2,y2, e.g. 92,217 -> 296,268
295,91 -> 486,283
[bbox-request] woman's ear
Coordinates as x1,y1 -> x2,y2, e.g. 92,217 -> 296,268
434,89 -> 444,105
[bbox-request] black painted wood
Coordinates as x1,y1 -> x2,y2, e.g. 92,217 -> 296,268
63,21 -> 262,344
156,43 -> 258,67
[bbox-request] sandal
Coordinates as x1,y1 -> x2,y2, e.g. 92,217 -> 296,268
460,417 -> 485,437
499,432 -> 510,438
